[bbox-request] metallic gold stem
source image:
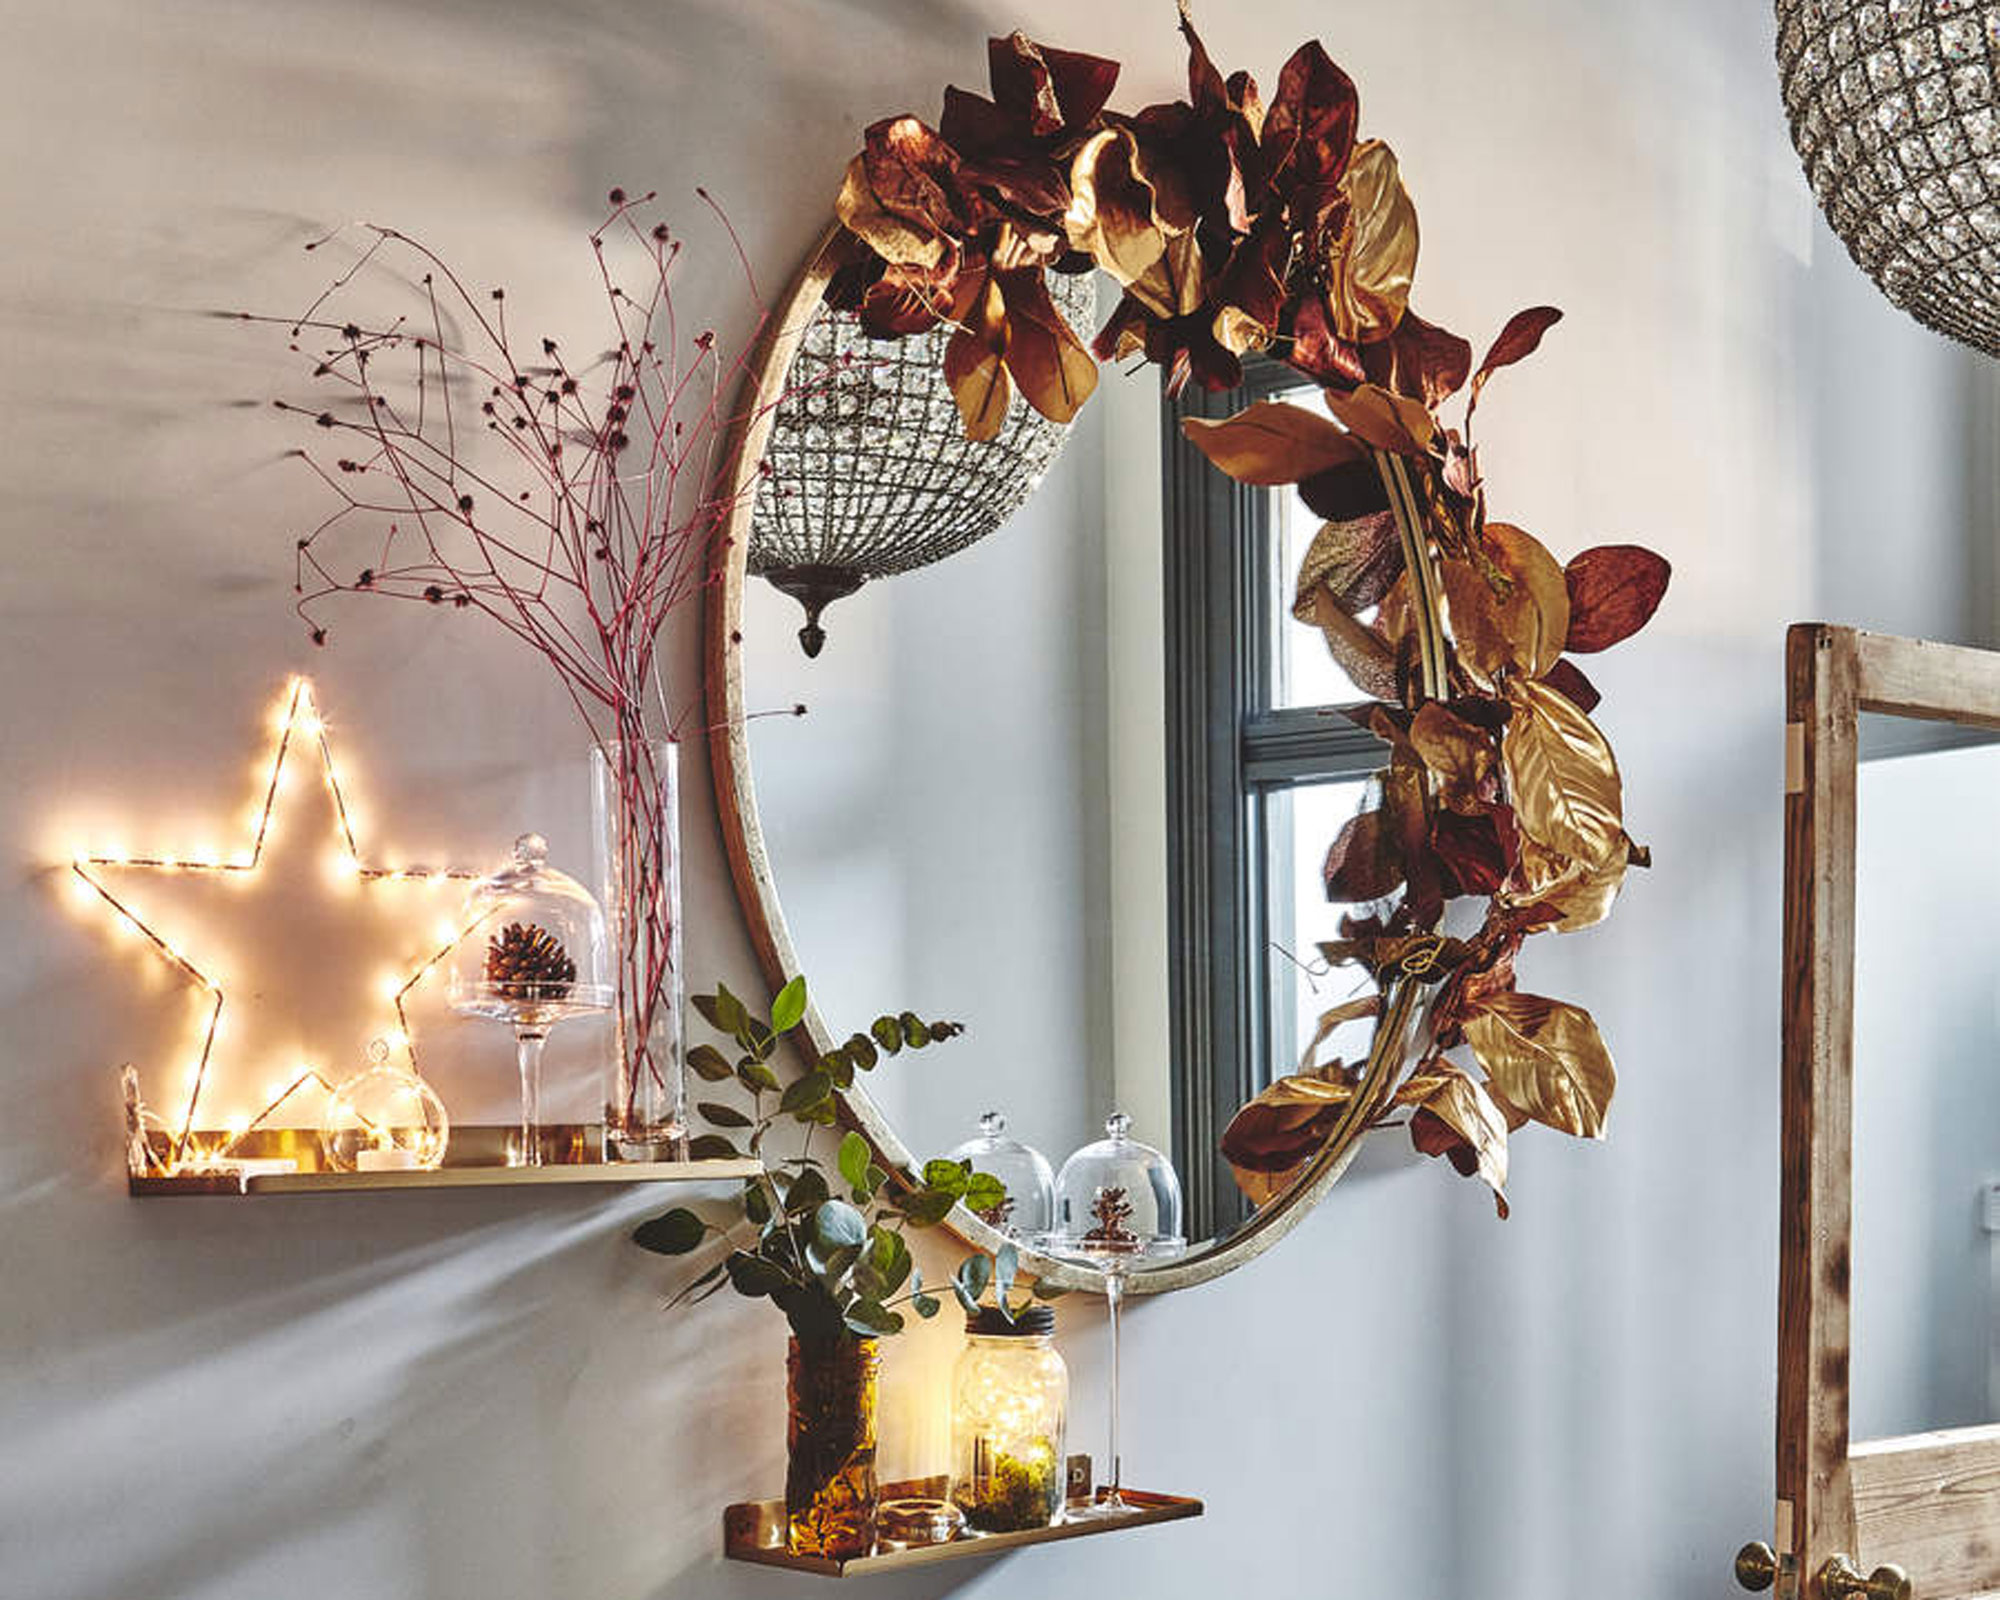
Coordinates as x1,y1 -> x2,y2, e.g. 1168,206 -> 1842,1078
1374,449 -> 1449,704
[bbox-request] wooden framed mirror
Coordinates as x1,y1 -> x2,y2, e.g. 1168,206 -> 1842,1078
1745,624 -> 2000,1599
703,229 -> 1389,1294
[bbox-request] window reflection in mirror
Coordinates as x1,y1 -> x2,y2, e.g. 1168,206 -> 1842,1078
1850,714 -> 2000,1441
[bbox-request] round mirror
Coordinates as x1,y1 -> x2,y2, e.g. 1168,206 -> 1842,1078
706,230 -> 1387,1292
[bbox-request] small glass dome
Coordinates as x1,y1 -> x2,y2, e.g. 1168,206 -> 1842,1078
320,1039 -> 450,1172
947,1111 -> 1055,1240
449,833 -> 613,1024
1044,1112 -> 1186,1266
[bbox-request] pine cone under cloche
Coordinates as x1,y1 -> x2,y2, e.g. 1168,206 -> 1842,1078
484,921 -> 577,1002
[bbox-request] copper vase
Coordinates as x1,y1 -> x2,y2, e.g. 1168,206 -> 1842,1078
785,1335 -> 881,1559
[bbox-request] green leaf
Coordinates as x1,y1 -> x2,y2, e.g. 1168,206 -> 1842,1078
737,1058 -> 780,1093
899,1011 -> 931,1049
844,1299 -> 905,1337
955,1254 -> 993,1312
900,1188 -> 959,1227
871,1015 -> 905,1055
686,1134 -> 743,1162
962,1171 -> 1006,1215
743,1181 -> 771,1227
695,1100 -> 753,1130
1031,1278 -> 1072,1301
805,1099 -> 839,1126
845,1033 -> 879,1072
712,983 -> 752,1037
687,1044 -> 734,1083
866,1225 -> 913,1295
837,1132 -> 872,1195
865,1164 -> 890,1195
923,1158 -> 971,1197
911,1291 -> 942,1319
632,1207 -> 707,1255
690,991 -> 730,1033
779,1070 -> 832,1117
770,974 -> 808,1034
815,1200 -> 868,1250
820,1048 -> 855,1089
786,1168 -> 829,1217
993,1242 -> 1019,1307
725,1252 -> 791,1297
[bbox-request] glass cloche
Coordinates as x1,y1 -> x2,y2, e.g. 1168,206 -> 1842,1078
1045,1112 -> 1185,1266
449,834 -> 612,1165
947,1111 -> 1055,1240
449,833 -> 613,1023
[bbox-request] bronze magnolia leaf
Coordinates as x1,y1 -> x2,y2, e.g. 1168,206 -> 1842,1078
987,30 -> 1120,135
943,324 -> 1011,441
996,267 -> 1098,423
1221,1066 -> 1358,1206
1262,39 -> 1360,194
1182,399 -> 1366,485
1407,1067 -> 1510,1217
1321,382 -> 1436,456
1361,305 -> 1473,408
1542,656 -> 1601,713
1563,544 -> 1671,653
1501,677 -> 1623,869
1469,305 -> 1563,410
1292,512 -> 1402,614
1323,806 -> 1402,903
1326,140 -> 1419,344
1461,992 -> 1615,1139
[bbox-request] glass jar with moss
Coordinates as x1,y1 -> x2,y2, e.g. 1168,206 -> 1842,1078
950,1305 -> 1068,1532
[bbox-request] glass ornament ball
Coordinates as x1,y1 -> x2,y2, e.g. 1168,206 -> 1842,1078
320,1040 -> 450,1173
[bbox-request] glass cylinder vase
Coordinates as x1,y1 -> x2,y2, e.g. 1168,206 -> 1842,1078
785,1335 -> 881,1559
590,737 -> 686,1161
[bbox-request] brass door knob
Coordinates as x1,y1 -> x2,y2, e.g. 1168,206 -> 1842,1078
1817,1555 -> 1912,1600
1735,1542 -> 1778,1591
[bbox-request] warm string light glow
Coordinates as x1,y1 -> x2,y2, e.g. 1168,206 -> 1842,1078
71,678 -> 477,1174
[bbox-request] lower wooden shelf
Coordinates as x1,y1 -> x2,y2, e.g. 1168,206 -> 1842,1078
128,1122 -> 759,1196
723,1478 -> 1204,1576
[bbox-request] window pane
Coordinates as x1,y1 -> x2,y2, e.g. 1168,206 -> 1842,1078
1270,459 -> 1369,711
1260,777 -> 1375,1083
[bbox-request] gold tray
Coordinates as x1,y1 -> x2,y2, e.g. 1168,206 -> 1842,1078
128,1123 -> 760,1196
723,1472 -> 1204,1576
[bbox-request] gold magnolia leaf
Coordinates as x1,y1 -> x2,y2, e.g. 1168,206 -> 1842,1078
1183,400 -> 1368,486
1327,140 -> 1419,343
1409,1066 -> 1510,1217
1502,677 -> 1623,869
997,268 -> 1098,424
1066,126 -> 1199,317
1408,702 -> 1495,811
1221,1066 -> 1361,1207
1321,382 -> 1436,457
1504,833 -> 1631,932
1486,523 -> 1570,679
943,325 -> 1011,441
835,153 -> 946,270
1462,992 -> 1615,1139
1440,525 -> 1570,683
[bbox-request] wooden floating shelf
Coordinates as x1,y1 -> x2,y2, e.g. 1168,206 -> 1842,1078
128,1122 -> 760,1196
723,1477 -> 1204,1576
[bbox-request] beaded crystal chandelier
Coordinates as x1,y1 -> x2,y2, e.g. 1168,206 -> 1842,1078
749,272 -> 1094,657
1776,1 -> 2000,355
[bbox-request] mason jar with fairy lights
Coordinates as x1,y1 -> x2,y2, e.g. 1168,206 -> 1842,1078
950,1304 -> 1069,1533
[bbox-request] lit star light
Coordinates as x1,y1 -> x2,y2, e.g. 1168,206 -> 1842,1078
71,678 -> 473,1166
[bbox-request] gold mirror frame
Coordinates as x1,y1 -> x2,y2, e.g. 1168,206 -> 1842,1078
703,228 -> 1393,1294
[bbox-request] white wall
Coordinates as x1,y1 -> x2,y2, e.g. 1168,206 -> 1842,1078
0,2 -> 1988,1598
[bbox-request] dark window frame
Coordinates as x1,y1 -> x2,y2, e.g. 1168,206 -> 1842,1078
1162,359 -> 1387,1240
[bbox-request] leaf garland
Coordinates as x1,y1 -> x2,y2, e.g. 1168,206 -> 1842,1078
827,11 -> 1671,1217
